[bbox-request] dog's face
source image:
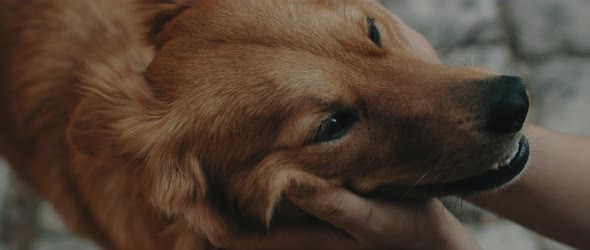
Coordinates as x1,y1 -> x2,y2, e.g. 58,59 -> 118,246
70,0 -> 530,239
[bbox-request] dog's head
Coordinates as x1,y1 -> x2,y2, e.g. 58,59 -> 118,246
69,0 -> 529,240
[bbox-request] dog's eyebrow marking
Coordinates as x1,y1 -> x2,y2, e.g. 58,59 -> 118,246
367,17 -> 383,48
292,96 -> 353,114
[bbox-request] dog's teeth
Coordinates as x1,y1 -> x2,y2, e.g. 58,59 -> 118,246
497,144 -> 520,168
502,158 -> 511,166
491,163 -> 500,170
493,142 -> 522,170
496,157 -> 512,169
510,145 -> 519,157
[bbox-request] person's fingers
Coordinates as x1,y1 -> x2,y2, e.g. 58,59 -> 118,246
210,186 -> 383,249
285,185 -> 454,246
286,185 -> 395,241
212,186 -> 470,250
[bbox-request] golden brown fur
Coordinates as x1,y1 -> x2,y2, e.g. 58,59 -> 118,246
0,0 -> 524,249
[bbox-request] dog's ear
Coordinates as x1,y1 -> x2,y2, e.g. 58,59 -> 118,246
263,170 -> 333,226
67,46 -> 159,158
66,45 -> 239,239
139,0 -> 198,48
227,158 -> 335,228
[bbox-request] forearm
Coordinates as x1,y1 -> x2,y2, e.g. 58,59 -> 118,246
470,124 -> 590,249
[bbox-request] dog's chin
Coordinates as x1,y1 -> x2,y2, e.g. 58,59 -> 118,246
365,136 -> 530,200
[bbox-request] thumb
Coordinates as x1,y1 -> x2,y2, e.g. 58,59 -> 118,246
285,183 -> 378,240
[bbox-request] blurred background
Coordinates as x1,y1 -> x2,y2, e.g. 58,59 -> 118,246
1,0 -> 589,249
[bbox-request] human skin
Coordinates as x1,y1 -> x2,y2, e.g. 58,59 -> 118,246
470,125 -> 590,249
213,190 -> 482,250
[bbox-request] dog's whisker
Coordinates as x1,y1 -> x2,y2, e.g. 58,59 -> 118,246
431,168 -> 444,184
446,57 -> 468,67
399,168 -> 434,202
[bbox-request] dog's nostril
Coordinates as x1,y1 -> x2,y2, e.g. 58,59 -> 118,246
485,76 -> 529,134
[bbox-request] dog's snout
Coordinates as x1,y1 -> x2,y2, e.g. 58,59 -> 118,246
484,76 -> 529,134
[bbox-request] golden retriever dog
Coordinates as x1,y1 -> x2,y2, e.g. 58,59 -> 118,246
0,0 -> 530,249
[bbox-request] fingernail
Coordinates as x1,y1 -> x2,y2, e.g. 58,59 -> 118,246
285,180 -> 316,200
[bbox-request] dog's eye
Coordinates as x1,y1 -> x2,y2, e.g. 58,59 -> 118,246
367,18 -> 382,47
313,111 -> 358,143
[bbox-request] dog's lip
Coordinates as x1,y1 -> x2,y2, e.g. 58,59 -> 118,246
365,137 -> 530,198
415,136 -> 530,195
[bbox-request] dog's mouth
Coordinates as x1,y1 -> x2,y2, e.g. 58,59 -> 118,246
366,136 -> 530,198
414,136 -> 530,196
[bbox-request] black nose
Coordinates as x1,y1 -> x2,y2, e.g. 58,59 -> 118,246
485,76 -> 529,134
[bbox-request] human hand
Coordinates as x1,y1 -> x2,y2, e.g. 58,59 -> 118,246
211,186 -> 481,250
